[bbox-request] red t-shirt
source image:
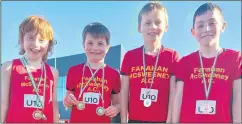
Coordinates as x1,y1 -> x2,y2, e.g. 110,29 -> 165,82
6,59 -> 54,123
120,46 -> 179,122
176,49 -> 241,123
66,63 -> 121,123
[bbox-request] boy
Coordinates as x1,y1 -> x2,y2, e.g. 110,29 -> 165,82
172,3 -> 241,123
120,2 -> 179,123
1,15 -> 59,123
63,22 -> 121,123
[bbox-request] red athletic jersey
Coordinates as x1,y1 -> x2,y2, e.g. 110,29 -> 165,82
66,63 -> 121,123
6,59 -> 54,123
120,46 -> 179,122
176,49 -> 241,123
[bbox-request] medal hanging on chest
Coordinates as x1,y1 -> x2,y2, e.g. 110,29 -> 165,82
86,63 -> 106,116
78,63 -> 105,116
77,63 -> 102,110
197,49 -> 220,114
32,110 -> 42,120
143,98 -> 152,107
21,56 -> 47,120
142,47 -> 160,107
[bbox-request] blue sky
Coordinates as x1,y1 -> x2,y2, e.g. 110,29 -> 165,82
1,1 -> 241,63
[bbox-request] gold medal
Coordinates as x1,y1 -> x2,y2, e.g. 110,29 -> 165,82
144,99 -> 152,107
77,101 -> 85,110
96,107 -> 105,116
32,110 -> 43,120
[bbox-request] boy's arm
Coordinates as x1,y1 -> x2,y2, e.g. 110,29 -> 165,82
104,72 -> 121,118
1,61 -> 12,123
232,78 -> 241,123
104,93 -> 120,118
63,90 -> 77,109
120,75 -> 129,123
232,52 -> 241,123
167,51 -> 179,122
63,66 -> 78,108
172,80 -> 184,123
111,93 -> 120,106
51,67 -> 60,123
166,75 -> 176,123
110,72 -> 121,109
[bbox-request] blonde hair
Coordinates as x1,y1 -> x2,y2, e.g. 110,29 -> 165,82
138,2 -> 168,26
18,15 -> 55,61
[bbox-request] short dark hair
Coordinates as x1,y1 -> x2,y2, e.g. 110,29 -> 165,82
138,2 -> 168,25
193,3 -> 224,27
82,22 -> 110,45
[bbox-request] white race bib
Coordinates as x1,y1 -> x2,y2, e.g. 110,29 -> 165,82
83,92 -> 100,104
24,94 -> 44,108
195,100 -> 216,114
140,88 -> 158,102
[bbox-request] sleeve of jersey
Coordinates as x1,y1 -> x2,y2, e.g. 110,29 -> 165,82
175,58 -> 185,82
66,67 -> 76,91
120,52 -> 131,76
112,71 -> 121,94
234,52 -> 242,80
170,51 -> 180,76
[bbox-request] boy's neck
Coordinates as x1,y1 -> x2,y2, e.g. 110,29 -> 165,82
24,55 -> 43,69
87,60 -> 105,70
144,40 -> 161,55
199,43 -> 222,58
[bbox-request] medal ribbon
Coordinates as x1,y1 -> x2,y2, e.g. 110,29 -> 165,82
198,49 -> 220,100
142,46 -> 161,94
79,63 -> 104,100
21,56 -> 47,109
87,63 -> 105,108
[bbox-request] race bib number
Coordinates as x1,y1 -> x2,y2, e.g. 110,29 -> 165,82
195,100 -> 216,114
83,92 -> 100,104
140,88 -> 158,102
24,94 -> 44,108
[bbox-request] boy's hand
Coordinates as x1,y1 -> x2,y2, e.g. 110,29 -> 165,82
63,93 -> 78,108
104,104 -> 120,118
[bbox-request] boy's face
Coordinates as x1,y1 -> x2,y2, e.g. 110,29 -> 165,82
192,9 -> 226,47
83,33 -> 109,63
22,30 -> 49,61
138,10 -> 168,43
